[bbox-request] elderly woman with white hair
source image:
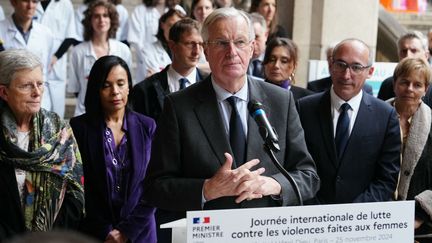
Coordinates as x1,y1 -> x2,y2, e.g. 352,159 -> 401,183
0,49 -> 84,241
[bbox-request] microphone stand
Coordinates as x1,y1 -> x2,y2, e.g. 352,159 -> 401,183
261,129 -> 303,206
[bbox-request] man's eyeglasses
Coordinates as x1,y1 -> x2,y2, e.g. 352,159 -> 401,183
205,39 -> 251,50
14,81 -> 44,93
178,41 -> 203,49
333,61 -> 371,75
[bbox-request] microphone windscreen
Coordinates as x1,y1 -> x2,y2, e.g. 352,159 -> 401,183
248,100 -> 263,114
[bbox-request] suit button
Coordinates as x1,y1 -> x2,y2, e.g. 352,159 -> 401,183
404,170 -> 410,176
336,176 -> 341,181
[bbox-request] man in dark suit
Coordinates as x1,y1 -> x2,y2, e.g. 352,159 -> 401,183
377,31 -> 429,101
145,7 -> 319,215
247,12 -> 267,80
131,18 -> 208,120
297,38 -> 401,204
308,43 -> 373,94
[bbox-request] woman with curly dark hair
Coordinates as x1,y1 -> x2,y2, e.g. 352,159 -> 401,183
68,0 -> 132,117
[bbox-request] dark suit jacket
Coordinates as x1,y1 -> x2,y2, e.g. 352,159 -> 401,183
130,65 -> 208,120
290,85 -> 315,101
264,79 -> 314,102
307,76 -> 373,95
297,91 -> 401,204
144,76 -> 319,212
377,76 -> 394,101
70,111 -> 157,243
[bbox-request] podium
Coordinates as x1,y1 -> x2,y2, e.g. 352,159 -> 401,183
162,201 -> 414,243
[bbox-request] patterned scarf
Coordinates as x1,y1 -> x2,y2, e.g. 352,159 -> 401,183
0,106 -> 84,231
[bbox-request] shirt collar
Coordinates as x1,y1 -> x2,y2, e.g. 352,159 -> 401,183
211,75 -> 248,103
330,86 -> 363,112
167,65 -> 197,84
12,14 -> 33,34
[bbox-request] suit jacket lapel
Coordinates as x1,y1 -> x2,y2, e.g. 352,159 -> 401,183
340,93 -> 372,166
194,77 -> 232,167
152,66 -> 170,108
246,78 -> 268,162
319,91 -> 339,168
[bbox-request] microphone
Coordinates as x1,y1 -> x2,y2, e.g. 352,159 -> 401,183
248,100 -> 280,152
248,100 -> 303,205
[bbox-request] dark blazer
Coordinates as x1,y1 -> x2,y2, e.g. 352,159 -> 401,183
290,85 -> 315,101
70,111 -> 157,243
297,91 -> 401,204
130,65 -> 208,120
264,79 -> 314,102
307,76 -> 373,95
377,76 -> 394,101
144,76 -> 319,212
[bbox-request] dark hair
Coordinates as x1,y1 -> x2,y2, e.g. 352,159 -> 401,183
84,0 -> 122,4
249,0 -> 278,35
263,37 -> 298,83
85,56 -> 133,120
263,37 -> 298,65
190,0 -> 216,20
155,9 -> 186,44
82,0 -> 119,41
169,18 -> 200,42
109,0 -> 121,5
144,0 -> 179,8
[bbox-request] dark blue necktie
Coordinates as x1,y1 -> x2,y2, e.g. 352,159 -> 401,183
227,96 -> 246,166
335,103 -> 351,159
252,59 -> 263,78
179,78 -> 188,90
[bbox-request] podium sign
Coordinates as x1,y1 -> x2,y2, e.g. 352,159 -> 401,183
187,201 -> 414,243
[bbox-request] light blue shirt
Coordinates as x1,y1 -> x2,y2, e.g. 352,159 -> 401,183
211,76 -> 249,138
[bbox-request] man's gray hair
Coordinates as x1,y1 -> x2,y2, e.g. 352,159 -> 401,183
398,30 -> 428,52
249,12 -> 267,35
201,7 -> 254,42
0,49 -> 42,85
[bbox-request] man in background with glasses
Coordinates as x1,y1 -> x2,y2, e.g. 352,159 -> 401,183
131,18 -> 208,121
144,7 -> 319,226
297,38 -> 401,204
378,31 -> 429,101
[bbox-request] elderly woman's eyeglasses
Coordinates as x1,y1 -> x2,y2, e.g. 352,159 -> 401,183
333,61 -> 371,75
14,81 -> 44,93
206,39 -> 251,50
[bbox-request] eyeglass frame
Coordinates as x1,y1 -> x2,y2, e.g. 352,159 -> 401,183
332,60 -> 372,75
204,39 -> 252,50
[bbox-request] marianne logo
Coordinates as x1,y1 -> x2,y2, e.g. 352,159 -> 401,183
193,217 -> 210,224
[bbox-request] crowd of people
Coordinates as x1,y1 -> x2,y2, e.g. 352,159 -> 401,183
1,0 -> 432,243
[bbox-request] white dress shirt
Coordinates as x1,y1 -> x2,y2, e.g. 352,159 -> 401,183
330,87 -> 363,137
167,65 -> 197,92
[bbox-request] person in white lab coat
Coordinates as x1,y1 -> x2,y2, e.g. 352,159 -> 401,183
0,6 -> 5,21
68,0 -> 131,117
74,0 -> 129,43
128,0 -> 185,82
139,8 -> 185,80
0,0 -> 55,107
34,0 -> 79,118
